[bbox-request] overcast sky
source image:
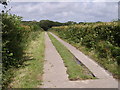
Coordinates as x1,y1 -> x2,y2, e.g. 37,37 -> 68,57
3,1 -> 118,22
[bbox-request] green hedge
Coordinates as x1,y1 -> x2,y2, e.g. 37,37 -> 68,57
2,13 -> 43,88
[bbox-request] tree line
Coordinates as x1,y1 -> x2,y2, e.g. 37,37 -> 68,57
22,20 -> 78,31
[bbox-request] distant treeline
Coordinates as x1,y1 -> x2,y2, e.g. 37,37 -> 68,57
22,20 -> 78,31
22,20 -> 119,31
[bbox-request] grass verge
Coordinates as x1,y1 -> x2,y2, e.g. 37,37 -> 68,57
9,32 -> 45,88
48,33 -> 95,80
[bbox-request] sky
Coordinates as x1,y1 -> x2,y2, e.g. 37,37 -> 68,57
1,0 -> 119,22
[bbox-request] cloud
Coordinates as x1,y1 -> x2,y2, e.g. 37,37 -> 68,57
8,2 -> 118,22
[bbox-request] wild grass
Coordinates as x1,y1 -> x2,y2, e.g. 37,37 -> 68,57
9,32 -> 45,88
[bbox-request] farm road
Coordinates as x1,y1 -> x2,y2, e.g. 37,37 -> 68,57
41,32 -> 118,88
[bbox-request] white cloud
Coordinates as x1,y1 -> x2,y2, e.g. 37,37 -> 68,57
8,2 -> 118,22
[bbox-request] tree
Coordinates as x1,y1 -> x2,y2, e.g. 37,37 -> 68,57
39,20 -> 63,31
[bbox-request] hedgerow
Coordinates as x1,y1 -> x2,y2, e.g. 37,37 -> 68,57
2,13 -> 43,88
